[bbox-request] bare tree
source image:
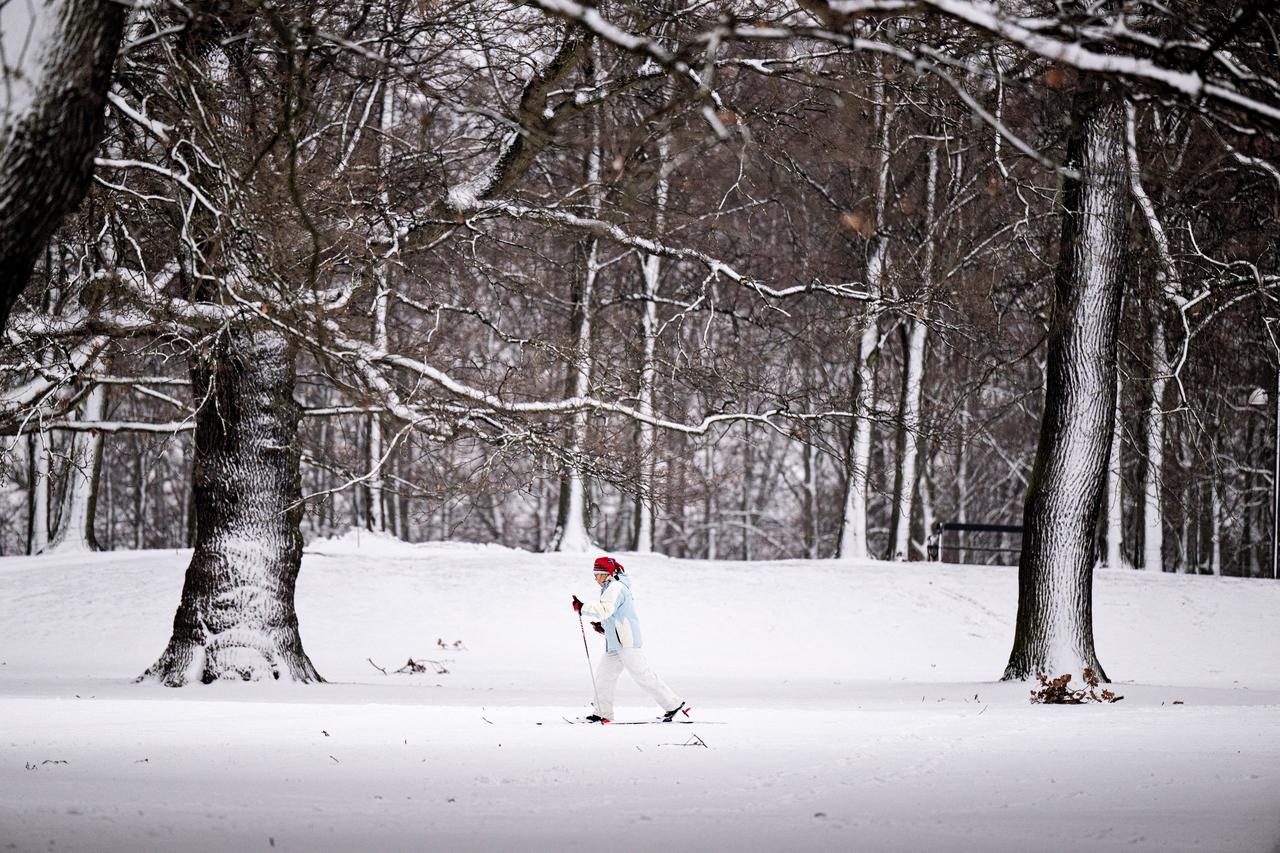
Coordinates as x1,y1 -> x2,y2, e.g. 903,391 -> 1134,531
1003,82 -> 1128,681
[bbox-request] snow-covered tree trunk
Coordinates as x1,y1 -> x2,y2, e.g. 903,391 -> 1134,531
633,134 -> 669,553
838,90 -> 893,559
0,0 -> 124,329
141,327 -> 321,685
1142,319 -> 1168,571
802,436 -> 819,559
28,431 -> 50,554
704,440 -> 718,560
45,381 -> 105,552
888,143 -> 937,561
1105,373 -> 1125,569
1003,90 -> 1127,682
365,411 -> 386,532
133,452 -> 148,550
396,454 -> 411,539
1209,475 -> 1222,576
1123,100 -> 1184,575
365,79 -> 395,534
916,447 -> 935,560
889,317 -> 928,561
1176,428 -> 1195,573
956,402 -> 970,563
551,140 -> 601,552
741,429 -> 754,561
840,312 -> 881,559
551,258 -> 596,551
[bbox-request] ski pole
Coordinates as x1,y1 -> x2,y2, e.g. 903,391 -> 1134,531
578,611 -> 601,716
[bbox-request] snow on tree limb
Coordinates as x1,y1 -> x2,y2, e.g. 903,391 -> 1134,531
484,202 -> 870,301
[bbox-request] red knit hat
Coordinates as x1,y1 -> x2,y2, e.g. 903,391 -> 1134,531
593,556 -> 624,576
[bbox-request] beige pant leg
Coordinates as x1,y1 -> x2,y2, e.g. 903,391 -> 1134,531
594,651 -> 625,718
618,647 -> 682,713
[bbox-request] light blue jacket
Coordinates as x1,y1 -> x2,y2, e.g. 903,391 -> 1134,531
581,573 -> 642,653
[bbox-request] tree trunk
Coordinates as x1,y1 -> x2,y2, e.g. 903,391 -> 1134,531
552,407 -> 592,550
1105,372 -> 1125,568
1210,474 -> 1222,576
397,453 -> 411,540
838,88 -> 893,559
1003,89 -> 1127,682
134,450 -> 148,550
633,133 -> 669,554
705,441 -> 718,560
889,143 -> 937,561
632,258 -> 658,553
889,317 -> 929,560
741,428 -> 753,561
802,435 -> 819,559
1243,418 -> 1259,577
141,327 -> 321,685
917,446 -> 934,560
1177,427 -> 1194,573
551,76 -> 601,553
28,430 -> 50,553
840,310 -> 881,559
1142,319 -> 1168,571
104,444 -> 115,551
185,462 -> 197,548
0,0 -> 124,330
366,77 -> 395,535
366,412 -> 386,532
956,398 -> 970,563
46,381 -> 105,552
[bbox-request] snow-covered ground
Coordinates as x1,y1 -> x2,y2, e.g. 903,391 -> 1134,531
2,536 -> 1279,852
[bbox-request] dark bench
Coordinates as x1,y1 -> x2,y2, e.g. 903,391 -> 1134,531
926,521 -> 1023,565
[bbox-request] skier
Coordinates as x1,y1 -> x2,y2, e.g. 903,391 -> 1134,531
571,555 -> 690,724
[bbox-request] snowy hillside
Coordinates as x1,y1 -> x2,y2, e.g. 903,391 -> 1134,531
2,541 -> 1279,852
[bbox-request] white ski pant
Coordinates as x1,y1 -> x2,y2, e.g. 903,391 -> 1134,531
594,647 -> 681,719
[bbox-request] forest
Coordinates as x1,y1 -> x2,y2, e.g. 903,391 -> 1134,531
2,0 -> 1278,685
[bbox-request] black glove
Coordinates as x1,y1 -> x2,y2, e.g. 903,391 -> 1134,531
591,621 -> 604,634
571,595 -> 584,613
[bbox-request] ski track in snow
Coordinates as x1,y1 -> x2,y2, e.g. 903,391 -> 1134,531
1,538 -> 1279,852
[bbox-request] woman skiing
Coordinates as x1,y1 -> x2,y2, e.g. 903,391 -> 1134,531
571,555 -> 689,724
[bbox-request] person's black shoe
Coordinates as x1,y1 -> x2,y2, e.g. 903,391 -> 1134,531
584,714 -> 611,724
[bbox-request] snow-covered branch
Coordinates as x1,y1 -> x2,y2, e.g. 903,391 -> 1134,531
486,202 -> 870,301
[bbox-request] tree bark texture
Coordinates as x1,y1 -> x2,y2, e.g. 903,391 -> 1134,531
1142,319 -> 1168,571
838,89 -> 892,559
633,132 -> 669,554
1003,89 -> 1127,682
550,243 -> 594,552
27,430 -> 50,553
141,327 -> 321,685
0,0 -> 124,329
551,90 -> 601,554
889,143 -> 937,562
46,381 -> 105,552
1105,372 -> 1126,569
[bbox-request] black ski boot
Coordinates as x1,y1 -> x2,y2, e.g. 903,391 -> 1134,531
660,702 -> 691,722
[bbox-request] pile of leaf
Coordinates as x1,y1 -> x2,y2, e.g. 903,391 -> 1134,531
1029,668 -> 1123,704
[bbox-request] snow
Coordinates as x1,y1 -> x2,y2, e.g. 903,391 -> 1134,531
446,178 -> 482,214
2,542 -> 1279,851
